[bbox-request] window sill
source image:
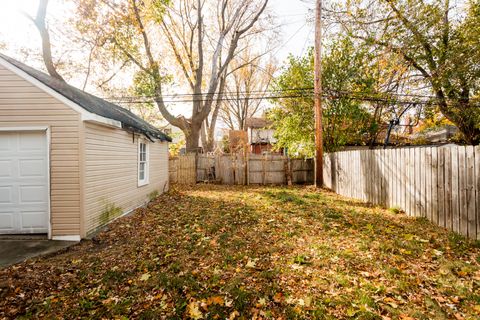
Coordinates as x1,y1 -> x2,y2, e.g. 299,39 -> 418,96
138,180 -> 149,187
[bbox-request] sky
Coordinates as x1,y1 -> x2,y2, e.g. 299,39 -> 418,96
0,0 -> 314,67
272,0 -> 315,64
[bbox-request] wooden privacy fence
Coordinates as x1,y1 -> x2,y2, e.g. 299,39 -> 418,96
323,145 -> 480,240
169,154 -> 196,185
170,153 -> 314,185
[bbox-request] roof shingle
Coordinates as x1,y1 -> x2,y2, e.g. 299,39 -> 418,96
0,53 -> 171,142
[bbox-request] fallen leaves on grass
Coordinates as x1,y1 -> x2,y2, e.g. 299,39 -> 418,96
0,185 -> 479,319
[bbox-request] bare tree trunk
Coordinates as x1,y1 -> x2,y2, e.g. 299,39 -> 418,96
30,0 -> 65,82
204,74 -> 227,152
200,121 -> 208,152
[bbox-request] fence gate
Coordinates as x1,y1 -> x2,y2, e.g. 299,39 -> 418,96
169,154 -> 196,185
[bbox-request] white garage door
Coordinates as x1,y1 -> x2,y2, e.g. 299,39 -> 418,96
0,131 -> 49,234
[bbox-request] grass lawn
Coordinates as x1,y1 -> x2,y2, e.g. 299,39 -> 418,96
1,185 -> 479,319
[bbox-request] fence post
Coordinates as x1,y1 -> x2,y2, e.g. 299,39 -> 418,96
232,153 -> 237,185
284,157 -> 292,185
262,154 -> 266,185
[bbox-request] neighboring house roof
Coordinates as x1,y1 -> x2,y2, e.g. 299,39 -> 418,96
245,117 -> 272,129
415,125 -> 458,143
0,53 -> 171,142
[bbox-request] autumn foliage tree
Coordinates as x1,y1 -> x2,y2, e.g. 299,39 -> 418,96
74,0 -> 269,152
333,0 -> 480,144
269,39 -> 376,156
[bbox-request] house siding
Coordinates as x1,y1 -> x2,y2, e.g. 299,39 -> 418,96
0,64 -> 82,237
83,122 -> 169,235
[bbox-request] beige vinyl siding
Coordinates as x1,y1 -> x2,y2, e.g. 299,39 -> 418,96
0,64 -> 81,237
84,122 -> 169,234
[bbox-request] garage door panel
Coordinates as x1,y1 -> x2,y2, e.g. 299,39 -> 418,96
0,186 -> 13,204
19,159 -> 46,177
0,133 -> 14,151
18,132 -> 46,151
0,131 -> 48,234
19,185 -> 47,203
0,212 -> 14,231
20,211 -> 48,229
0,160 -> 13,177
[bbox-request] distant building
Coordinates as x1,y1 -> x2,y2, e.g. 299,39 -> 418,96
228,130 -> 248,153
245,117 -> 283,155
414,125 -> 459,144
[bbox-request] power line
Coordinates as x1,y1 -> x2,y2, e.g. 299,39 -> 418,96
104,87 -> 480,106
105,87 -> 315,100
271,21 -> 310,58
106,89 -> 480,108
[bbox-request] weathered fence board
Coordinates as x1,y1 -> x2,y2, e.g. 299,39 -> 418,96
438,148 -> 445,227
444,148 -> 452,230
171,153 -> 314,186
459,147 -> 468,236
169,154 -> 196,185
476,146 -> 480,240
432,148 -> 439,224
466,147 -> 475,238
323,145 -> 479,240
452,146 -> 460,233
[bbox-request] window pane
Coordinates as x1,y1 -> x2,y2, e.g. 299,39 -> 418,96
140,143 -> 147,162
139,163 -> 145,180
138,143 -> 148,184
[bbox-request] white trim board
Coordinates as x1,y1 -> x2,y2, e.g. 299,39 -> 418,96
0,127 -> 52,238
0,126 -> 49,131
52,235 -> 81,242
46,127 -> 52,239
0,57 -> 122,129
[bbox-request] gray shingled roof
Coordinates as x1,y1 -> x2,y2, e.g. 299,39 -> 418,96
0,53 -> 171,142
245,117 -> 272,129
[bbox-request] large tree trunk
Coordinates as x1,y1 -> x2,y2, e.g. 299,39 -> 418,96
452,108 -> 480,145
200,121 -> 208,151
434,88 -> 480,145
185,123 -> 201,153
205,129 -> 215,152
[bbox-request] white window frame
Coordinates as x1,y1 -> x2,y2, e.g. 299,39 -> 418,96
138,140 -> 149,187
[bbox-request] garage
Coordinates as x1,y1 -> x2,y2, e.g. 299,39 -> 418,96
0,53 -> 171,240
0,130 -> 49,235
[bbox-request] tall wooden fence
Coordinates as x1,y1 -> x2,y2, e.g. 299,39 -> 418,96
323,145 -> 480,240
170,154 -> 314,185
169,154 -> 196,185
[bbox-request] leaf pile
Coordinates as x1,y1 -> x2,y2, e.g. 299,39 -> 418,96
0,185 -> 479,319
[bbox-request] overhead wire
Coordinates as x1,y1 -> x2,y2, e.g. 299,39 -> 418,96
105,88 -> 480,108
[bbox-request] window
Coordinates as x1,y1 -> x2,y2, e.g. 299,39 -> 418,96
138,141 -> 149,186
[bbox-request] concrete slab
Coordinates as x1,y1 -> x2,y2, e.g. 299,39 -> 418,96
0,240 -> 77,268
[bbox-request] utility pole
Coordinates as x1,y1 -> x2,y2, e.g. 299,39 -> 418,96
314,0 -> 324,187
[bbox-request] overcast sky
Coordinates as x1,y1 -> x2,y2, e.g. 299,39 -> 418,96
272,0 -> 315,63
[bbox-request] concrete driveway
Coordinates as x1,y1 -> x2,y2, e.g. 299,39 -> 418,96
0,238 -> 77,268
